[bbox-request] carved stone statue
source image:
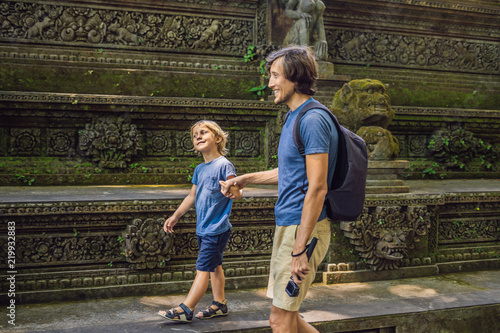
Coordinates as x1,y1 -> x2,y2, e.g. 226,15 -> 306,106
282,0 -> 328,61
331,79 -> 399,160
341,206 -> 431,271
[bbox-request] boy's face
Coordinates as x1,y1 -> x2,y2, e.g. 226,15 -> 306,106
268,57 -> 295,105
191,125 -> 220,153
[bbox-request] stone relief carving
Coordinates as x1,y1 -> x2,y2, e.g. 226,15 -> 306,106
235,131 -> 260,157
439,218 -> 499,244
428,127 -> 499,171
58,7 -> 107,43
256,0 -> 269,46
172,227 -> 275,256
47,129 -> 76,157
78,116 -> 142,168
145,130 -> 172,156
282,0 -> 328,61
228,228 -> 274,252
331,79 -> 399,160
0,1 -> 254,54
341,205 -> 431,270
175,131 -> 197,157
328,30 -> 499,73
123,218 -> 174,270
10,128 -> 41,156
15,235 -> 122,265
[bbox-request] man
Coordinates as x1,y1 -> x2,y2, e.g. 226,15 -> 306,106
221,45 -> 338,333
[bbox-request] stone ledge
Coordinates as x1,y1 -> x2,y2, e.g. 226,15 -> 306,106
5,274 -> 270,305
323,265 -> 439,285
323,259 -> 500,285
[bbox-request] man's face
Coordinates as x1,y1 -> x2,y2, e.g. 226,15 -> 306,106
268,57 -> 295,105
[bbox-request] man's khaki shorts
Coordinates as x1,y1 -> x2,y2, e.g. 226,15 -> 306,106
266,218 -> 331,312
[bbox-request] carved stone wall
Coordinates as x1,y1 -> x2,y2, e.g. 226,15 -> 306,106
0,92 -> 282,185
389,106 -> 500,179
0,196 -> 277,302
1,190 -> 499,302
320,0 -> 499,110
325,191 -> 500,281
0,0 -> 264,55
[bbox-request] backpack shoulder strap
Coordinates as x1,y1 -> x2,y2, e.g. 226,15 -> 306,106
293,101 -> 340,156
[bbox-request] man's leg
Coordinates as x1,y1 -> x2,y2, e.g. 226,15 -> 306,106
269,305 -> 319,333
270,305 -> 298,333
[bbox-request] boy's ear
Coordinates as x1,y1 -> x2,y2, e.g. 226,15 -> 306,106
215,136 -> 222,143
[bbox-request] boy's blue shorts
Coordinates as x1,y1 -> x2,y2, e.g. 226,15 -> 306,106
196,229 -> 231,272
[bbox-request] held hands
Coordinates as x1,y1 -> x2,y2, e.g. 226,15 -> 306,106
163,216 -> 178,233
219,179 -> 242,199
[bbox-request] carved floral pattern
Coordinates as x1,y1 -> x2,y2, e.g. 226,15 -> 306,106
146,130 -> 172,156
228,228 -> 274,252
47,129 -> 76,156
175,131 -> 196,157
439,219 -> 499,244
235,131 -> 260,157
78,116 -> 142,168
15,235 -> 122,264
10,128 -> 41,156
428,127 -> 499,171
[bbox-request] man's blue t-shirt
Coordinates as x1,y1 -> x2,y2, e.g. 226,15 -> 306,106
192,156 -> 236,236
274,98 -> 338,226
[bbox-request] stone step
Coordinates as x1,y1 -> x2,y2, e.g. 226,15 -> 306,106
4,270 -> 499,332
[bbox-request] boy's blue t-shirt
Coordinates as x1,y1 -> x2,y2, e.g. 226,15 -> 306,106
192,156 -> 236,236
274,98 -> 338,226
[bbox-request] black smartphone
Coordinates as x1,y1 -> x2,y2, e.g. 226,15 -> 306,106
286,237 -> 318,297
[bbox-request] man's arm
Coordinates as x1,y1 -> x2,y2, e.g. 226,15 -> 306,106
291,153 -> 328,284
220,168 -> 278,197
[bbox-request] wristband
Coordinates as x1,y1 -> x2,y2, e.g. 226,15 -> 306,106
291,244 -> 309,257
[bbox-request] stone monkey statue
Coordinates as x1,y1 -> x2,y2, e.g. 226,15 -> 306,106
282,0 -> 328,61
331,79 -> 399,160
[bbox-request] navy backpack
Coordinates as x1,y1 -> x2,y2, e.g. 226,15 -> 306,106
285,101 -> 368,221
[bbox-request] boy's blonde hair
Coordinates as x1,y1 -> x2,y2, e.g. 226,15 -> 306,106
190,120 -> 229,156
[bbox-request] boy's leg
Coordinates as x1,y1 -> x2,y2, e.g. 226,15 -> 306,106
210,265 -> 225,303
195,230 -> 231,318
183,270 -> 210,308
158,270 -> 209,316
195,264 -> 225,317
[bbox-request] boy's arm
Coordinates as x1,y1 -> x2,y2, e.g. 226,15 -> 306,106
164,184 -> 196,233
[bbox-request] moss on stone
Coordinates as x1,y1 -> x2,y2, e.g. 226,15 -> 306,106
0,63 -> 261,100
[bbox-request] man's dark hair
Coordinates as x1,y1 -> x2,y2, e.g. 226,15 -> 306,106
266,45 -> 318,96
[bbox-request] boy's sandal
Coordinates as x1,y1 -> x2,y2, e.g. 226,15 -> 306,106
158,303 -> 193,323
196,300 -> 228,319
